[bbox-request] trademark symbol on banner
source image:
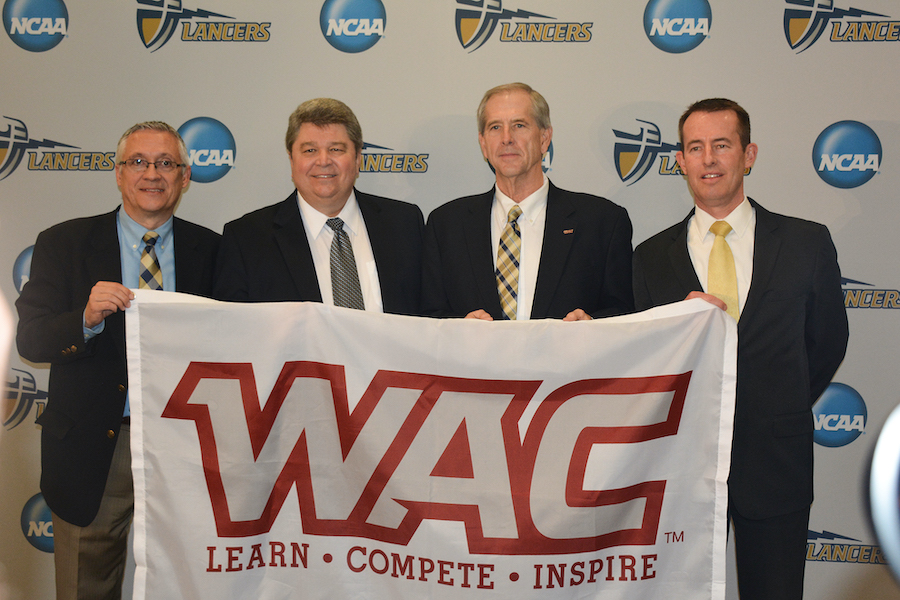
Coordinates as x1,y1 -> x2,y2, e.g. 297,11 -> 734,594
664,531 -> 684,543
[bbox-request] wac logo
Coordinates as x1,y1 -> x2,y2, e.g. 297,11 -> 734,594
5,367 -> 47,430
784,0 -> 890,53
320,0 -> 385,53
643,0 -> 711,54
21,493 -> 53,552
455,0 -> 592,53
813,120 -> 881,189
807,531 -> 887,564
360,143 -> 429,174
2,0 -> 67,52
613,120 -> 681,185
164,361 -> 689,552
136,0 -> 270,52
812,382 -> 866,448
0,116 -> 79,180
842,277 -> 900,309
178,117 -> 235,183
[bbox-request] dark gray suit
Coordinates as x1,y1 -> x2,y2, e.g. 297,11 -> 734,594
633,198 -> 848,599
214,190 -> 424,315
422,182 -> 634,319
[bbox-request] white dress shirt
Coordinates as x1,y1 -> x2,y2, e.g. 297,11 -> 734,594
490,175 -> 549,320
687,198 -> 755,317
297,191 -> 384,313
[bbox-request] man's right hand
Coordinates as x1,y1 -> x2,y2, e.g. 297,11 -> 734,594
685,291 -> 728,312
465,309 -> 494,321
84,282 -> 135,329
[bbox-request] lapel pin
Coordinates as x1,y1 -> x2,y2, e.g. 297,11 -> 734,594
563,229 -> 574,235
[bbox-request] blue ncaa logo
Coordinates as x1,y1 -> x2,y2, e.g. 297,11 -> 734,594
2,0 -> 68,52
13,245 -> 32,293
320,0 -> 385,53
813,383 -> 866,447
813,120 -> 881,189
643,0 -> 711,53
178,117 -> 236,184
21,493 -> 53,552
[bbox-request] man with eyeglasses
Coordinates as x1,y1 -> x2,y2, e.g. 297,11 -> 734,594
16,121 -> 220,600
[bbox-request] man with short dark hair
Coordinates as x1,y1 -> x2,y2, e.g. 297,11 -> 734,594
633,98 -> 849,600
214,98 -> 423,314
16,121 -> 220,599
422,82 -> 633,321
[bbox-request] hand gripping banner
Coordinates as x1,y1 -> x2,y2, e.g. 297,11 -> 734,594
126,291 -> 736,600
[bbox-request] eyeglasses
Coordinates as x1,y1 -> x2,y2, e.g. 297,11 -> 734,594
118,158 -> 185,173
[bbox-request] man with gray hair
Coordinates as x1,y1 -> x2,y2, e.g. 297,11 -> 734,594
16,121 -> 220,599
422,82 -> 634,320
214,98 -> 424,315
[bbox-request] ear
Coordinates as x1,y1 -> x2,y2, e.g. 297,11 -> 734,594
541,126 -> 552,154
478,131 -> 489,161
181,164 -> 192,188
744,143 -> 758,170
675,150 -> 686,174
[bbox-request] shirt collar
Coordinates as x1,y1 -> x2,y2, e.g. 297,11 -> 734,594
117,206 -> 174,249
692,197 -> 754,240
297,189 -> 361,239
494,175 -> 549,223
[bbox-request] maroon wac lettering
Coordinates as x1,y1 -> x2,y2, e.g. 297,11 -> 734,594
162,362 -> 691,555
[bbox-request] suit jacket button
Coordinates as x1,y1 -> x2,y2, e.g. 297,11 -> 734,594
69,345 -> 77,352
107,429 -> 115,439
61,349 -> 69,356
118,384 -> 126,393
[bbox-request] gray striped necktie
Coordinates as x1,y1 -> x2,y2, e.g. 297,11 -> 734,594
326,218 -> 365,310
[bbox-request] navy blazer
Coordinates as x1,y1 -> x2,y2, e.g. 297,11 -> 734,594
633,199 -> 848,519
16,208 -> 220,526
214,190 -> 424,316
422,182 -> 634,319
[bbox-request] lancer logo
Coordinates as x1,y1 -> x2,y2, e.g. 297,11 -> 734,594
137,0 -> 232,52
0,116 -> 77,180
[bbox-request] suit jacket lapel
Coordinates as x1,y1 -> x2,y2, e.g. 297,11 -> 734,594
532,183 -> 576,318
357,191 -> 393,308
667,211 -> 703,295
85,210 -> 126,359
273,193 -> 322,301
464,189 -> 503,318
742,198 -> 780,326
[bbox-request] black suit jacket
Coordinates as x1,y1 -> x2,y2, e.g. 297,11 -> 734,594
214,190 -> 424,316
422,182 -> 634,319
632,199 -> 848,519
15,208 -> 220,526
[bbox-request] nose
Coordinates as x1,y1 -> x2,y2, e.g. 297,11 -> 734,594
701,145 -> 716,165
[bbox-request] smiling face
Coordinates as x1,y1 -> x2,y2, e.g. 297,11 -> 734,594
676,109 -> 757,218
478,89 -> 551,199
115,129 -> 190,229
289,122 -> 361,217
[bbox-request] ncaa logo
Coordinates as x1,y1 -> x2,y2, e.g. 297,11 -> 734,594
644,0 -> 711,53
320,0 -> 385,53
813,383 -> 866,447
813,120 -> 881,189
21,493 -> 53,552
13,245 -> 32,293
178,117 -> 235,183
2,0 -> 67,52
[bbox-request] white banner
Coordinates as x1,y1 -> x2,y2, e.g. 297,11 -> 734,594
125,291 -> 735,600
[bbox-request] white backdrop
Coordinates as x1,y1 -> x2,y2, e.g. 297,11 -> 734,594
2,1 -> 898,598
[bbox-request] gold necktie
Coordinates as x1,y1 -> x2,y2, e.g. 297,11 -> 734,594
139,231 -> 163,290
708,221 -> 738,320
496,205 -> 523,320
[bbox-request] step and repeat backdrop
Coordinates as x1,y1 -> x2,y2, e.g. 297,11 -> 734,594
1,1 -> 898,598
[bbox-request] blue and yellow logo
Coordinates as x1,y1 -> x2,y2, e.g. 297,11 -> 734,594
5,368 -> 46,431
455,0 -> 591,52
0,116 -> 114,180
360,143 -> 428,173
784,0 -> 893,53
136,0 -> 270,52
842,277 -> 900,309
2,0 -> 67,52
643,0 -> 711,54
807,531 -> 887,564
613,119 -> 682,185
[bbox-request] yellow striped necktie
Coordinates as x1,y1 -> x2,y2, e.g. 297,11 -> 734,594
496,205 -> 523,320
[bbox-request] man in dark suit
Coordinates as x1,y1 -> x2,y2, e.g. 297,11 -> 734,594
422,82 -> 633,321
214,98 -> 423,315
16,121 -> 220,600
632,98 -> 849,600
